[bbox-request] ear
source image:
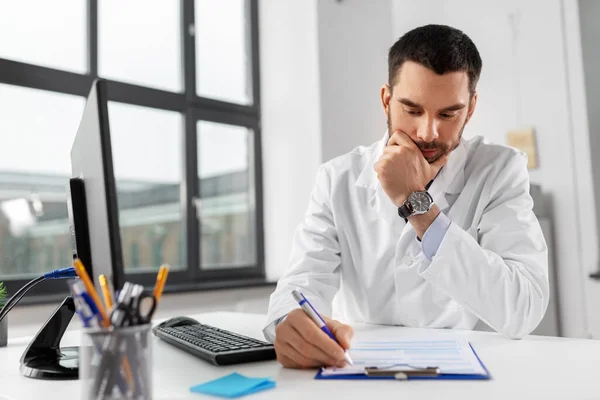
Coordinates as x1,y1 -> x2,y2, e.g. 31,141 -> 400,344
466,92 -> 478,124
380,84 -> 392,117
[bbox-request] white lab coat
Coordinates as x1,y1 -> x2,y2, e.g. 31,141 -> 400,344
264,133 -> 549,342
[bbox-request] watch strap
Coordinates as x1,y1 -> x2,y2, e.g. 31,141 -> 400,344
398,201 -> 413,219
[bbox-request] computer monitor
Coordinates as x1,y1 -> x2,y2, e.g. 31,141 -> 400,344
20,80 -> 126,380
68,79 -> 124,294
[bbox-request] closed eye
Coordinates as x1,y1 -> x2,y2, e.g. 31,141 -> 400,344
439,112 -> 457,119
405,109 -> 422,116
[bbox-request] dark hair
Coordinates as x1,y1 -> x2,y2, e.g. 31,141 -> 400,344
388,24 -> 482,96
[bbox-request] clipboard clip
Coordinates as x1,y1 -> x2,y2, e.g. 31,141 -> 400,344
365,364 -> 441,380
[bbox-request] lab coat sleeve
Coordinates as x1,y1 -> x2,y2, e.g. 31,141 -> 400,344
417,152 -> 549,339
262,165 -> 342,342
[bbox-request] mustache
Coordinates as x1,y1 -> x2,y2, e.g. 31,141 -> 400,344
413,140 -> 448,152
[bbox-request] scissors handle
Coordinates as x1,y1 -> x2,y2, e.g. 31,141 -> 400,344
109,285 -> 156,327
133,293 -> 156,325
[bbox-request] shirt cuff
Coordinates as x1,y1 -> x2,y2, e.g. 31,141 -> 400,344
263,314 -> 289,343
420,212 -> 451,260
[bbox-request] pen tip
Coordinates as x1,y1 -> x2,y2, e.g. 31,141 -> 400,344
344,353 -> 354,366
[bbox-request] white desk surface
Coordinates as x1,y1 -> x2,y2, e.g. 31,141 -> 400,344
0,311 -> 599,400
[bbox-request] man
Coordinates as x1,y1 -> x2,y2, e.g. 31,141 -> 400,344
264,24 -> 549,369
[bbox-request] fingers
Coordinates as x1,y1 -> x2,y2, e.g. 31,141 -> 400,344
285,340 -> 342,368
286,310 -> 346,362
274,309 -> 348,369
277,349 -> 338,369
275,340 -> 319,368
387,130 -> 418,150
382,145 -> 403,155
277,352 -> 301,369
284,323 -> 345,367
325,318 -> 354,350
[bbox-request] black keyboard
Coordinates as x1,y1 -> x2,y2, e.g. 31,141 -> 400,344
153,318 -> 276,366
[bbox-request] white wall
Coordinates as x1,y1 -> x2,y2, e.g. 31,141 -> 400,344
390,0 -> 596,338
259,0 -> 323,281
316,0 -> 391,161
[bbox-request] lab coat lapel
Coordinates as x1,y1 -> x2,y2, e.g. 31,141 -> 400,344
430,139 -> 467,210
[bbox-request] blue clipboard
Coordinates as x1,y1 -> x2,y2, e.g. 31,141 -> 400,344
315,343 -> 491,381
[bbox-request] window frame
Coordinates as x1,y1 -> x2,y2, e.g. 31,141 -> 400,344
0,0 -> 265,299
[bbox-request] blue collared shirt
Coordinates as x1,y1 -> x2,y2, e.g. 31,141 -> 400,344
420,211 -> 452,260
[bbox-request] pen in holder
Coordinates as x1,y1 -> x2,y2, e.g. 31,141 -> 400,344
79,324 -> 152,400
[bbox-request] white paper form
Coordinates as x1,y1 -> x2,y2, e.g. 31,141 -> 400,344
322,338 -> 487,376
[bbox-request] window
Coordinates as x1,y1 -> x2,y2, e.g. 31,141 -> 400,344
197,121 -> 257,269
98,0 -> 183,92
195,0 -> 252,104
0,0 -> 263,298
0,1 -> 87,73
108,102 -> 184,274
0,85 -> 85,280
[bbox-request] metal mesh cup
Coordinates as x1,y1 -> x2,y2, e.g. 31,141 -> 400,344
80,324 -> 152,400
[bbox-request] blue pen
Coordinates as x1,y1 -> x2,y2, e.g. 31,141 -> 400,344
68,280 -> 98,328
292,289 -> 353,365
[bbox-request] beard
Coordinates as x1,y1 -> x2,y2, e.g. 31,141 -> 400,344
387,109 -> 466,163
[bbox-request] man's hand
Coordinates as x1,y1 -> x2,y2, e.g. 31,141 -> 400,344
374,130 -> 448,207
274,308 -> 353,369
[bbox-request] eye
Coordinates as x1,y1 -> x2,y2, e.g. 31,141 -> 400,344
406,109 -> 422,116
439,112 -> 456,119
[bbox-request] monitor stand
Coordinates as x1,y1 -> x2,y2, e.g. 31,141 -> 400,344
20,296 -> 81,380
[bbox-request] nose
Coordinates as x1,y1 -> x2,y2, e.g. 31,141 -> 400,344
416,116 -> 439,143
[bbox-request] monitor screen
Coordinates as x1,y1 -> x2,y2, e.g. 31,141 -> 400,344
69,79 -> 124,294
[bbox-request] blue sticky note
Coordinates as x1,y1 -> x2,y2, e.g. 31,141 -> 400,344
190,373 -> 276,398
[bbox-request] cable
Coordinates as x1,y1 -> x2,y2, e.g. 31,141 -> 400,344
0,277 -> 41,322
0,267 -> 77,323
0,277 -> 43,322
43,267 -> 78,280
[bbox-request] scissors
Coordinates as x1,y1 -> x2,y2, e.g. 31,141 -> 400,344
110,282 -> 157,327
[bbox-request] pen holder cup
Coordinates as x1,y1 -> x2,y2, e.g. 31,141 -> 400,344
80,324 -> 152,400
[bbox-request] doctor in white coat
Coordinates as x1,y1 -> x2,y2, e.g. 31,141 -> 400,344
265,24 -> 549,369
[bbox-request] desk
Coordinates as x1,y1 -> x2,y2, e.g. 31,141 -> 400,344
0,311 -> 598,400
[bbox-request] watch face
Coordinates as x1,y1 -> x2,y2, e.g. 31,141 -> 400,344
409,191 -> 432,213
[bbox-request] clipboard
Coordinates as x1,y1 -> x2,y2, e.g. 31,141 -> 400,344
315,343 -> 491,381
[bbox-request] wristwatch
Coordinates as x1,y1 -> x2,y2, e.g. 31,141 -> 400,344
398,191 -> 434,219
